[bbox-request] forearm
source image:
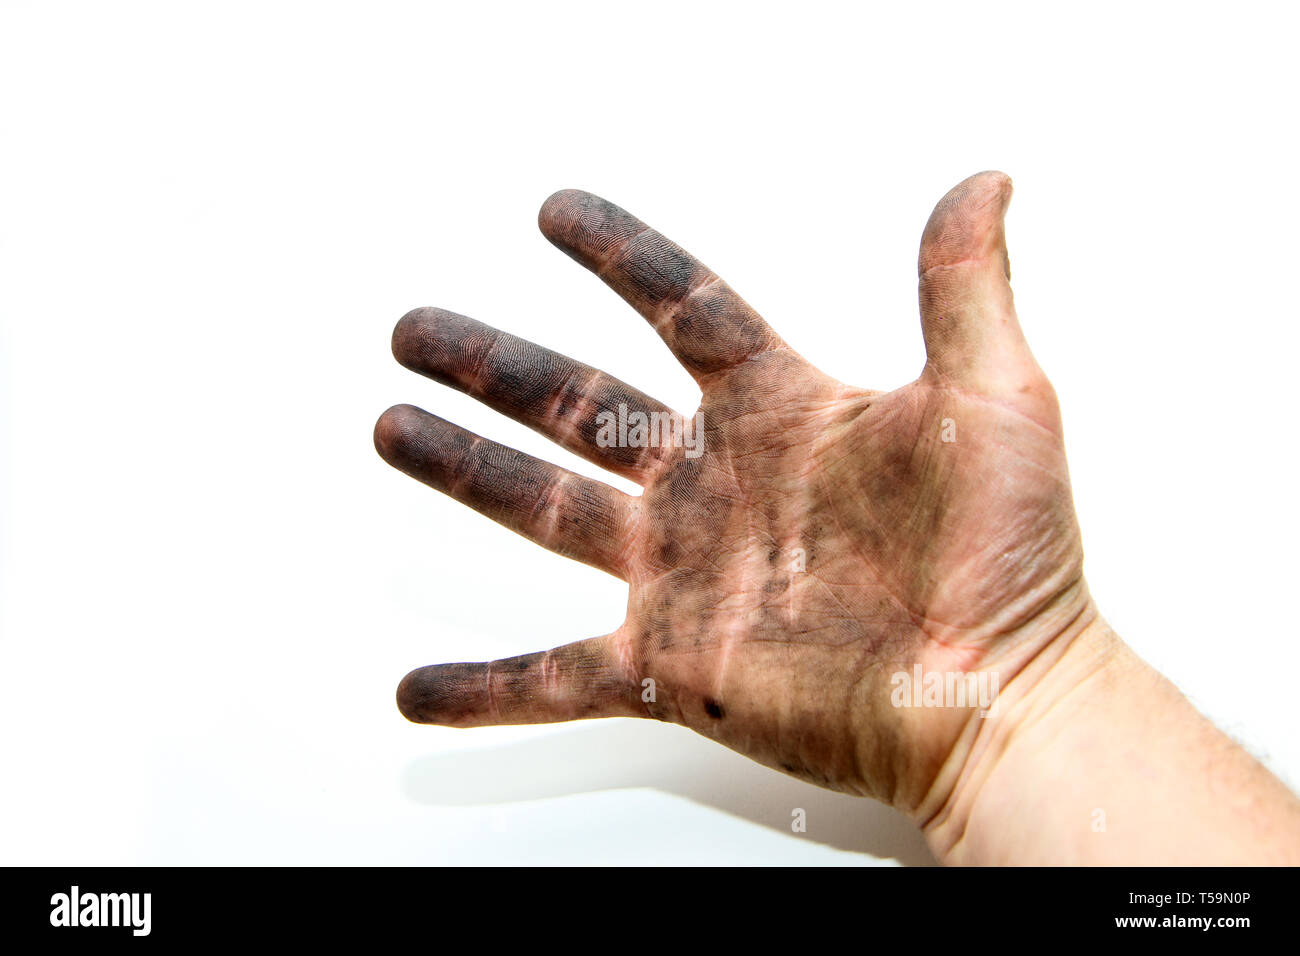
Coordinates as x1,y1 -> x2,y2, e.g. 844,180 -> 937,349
924,616 -> 1300,865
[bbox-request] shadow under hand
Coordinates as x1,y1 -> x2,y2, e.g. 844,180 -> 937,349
401,719 -> 936,865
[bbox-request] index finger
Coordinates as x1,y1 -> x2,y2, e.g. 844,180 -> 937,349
538,190 -> 787,380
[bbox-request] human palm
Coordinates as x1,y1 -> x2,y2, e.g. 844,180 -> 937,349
376,171 -> 1094,816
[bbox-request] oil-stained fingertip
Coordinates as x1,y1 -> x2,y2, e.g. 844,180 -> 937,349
536,188 -> 622,264
396,664 -> 453,724
537,187 -> 592,233
373,403 -> 424,463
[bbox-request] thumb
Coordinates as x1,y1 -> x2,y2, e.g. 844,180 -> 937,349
917,171 -> 1038,393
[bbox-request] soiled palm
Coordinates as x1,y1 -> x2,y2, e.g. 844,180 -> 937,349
375,172 -> 1095,816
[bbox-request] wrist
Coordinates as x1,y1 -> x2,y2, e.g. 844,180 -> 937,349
916,610 -> 1122,863
862,580 -> 1101,830
919,611 -> 1300,865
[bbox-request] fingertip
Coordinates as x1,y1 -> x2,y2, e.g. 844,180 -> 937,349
954,170 -> 1013,208
391,307 -> 431,368
536,188 -> 636,271
391,306 -> 482,377
537,188 -> 591,241
919,170 -> 1015,277
976,168 -> 1012,193
396,664 -> 446,724
373,403 -> 423,463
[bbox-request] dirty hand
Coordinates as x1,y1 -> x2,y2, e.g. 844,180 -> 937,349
375,171 -> 1095,825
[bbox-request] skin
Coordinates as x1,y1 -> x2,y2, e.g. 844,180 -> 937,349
375,172 -> 1300,864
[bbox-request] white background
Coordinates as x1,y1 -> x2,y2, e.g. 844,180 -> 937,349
1,0 -> 1297,865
